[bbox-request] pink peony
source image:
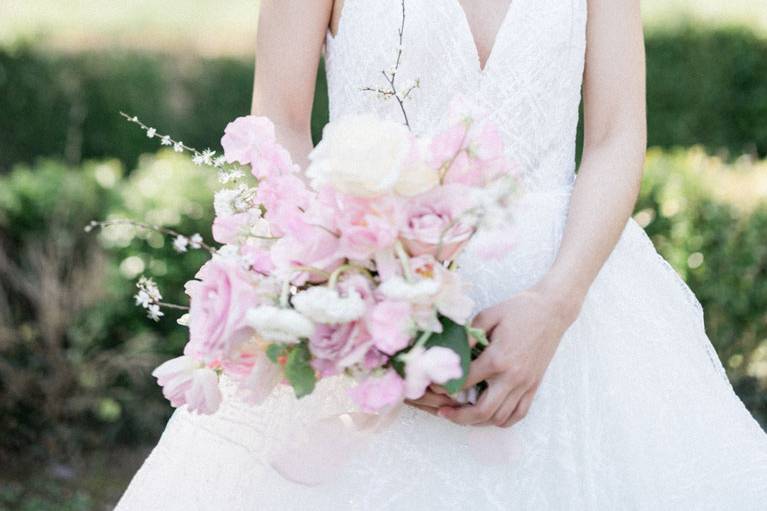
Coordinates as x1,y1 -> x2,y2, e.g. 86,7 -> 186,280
403,346 -> 463,400
366,300 -> 413,355
348,370 -> 405,413
400,184 -> 475,261
152,355 -> 223,415
309,321 -> 373,373
221,116 -> 293,178
185,256 -> 263,361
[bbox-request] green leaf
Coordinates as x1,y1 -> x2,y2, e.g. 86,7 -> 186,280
284,342 -> 317,399
266,343 -> 288,364
465,325 -> 489,346
425,316 -> 471,394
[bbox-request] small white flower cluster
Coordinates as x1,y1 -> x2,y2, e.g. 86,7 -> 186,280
172,233 -> 204,253
122,113 -> 239,174
213,184 -> 258,217
135,276 -> 164,321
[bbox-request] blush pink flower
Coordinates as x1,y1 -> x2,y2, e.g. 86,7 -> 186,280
411,255 -> 474,325
152,355 -> 223,415
403,346 -> 463,400
366,300 -> 413,355
309,321 -> 373,373
221,116 -> 293,178
256,173 -> 314,238
212,212 -> 250,245
429,122 -> 468,166
236,354 -> 281,406
400,184 -> 475,261
269,227 -> 343,285
334,195 -> 404,261
185,257 -> 263,361
430,114 -> 510,187
348,370 -> 405,413
239,244 -> 275,275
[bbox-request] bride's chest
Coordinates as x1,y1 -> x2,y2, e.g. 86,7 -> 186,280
325,0 -> 582,83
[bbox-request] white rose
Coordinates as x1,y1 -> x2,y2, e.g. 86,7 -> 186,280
292,286 -> 366,324
246,305 -> 314,344
306,114 -> 412,197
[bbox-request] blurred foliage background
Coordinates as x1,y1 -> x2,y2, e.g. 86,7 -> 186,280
1,1 -> 766,509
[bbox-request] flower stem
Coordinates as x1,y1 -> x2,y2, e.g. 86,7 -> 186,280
394,240 -> 414,282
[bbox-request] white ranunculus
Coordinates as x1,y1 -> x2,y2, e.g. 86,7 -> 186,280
378,275 -> 441,303
292,286 -> 366,324
306,114 -> 412,197
245,305 -> 314,344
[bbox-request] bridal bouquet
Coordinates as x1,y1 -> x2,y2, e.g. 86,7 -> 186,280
116,104 -> 519,417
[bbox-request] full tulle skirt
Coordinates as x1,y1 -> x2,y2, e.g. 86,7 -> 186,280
116,189 -> 767,510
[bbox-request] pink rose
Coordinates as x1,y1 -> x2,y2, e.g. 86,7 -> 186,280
366,300 -> 412,355
348,370 -> 405,413
400,184 -> 475,261
403,346 -> 463,400
152,355 -> 223,415
221,116 -> 294,178
309,322 -> 373,373
185,257 -> 263,361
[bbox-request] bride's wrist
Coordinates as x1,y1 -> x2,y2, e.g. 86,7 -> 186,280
534,269 -> 588,326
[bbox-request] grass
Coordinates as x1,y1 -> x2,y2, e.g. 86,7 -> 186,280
1,0 -> 766,56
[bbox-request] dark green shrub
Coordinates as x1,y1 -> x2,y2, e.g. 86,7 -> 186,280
2,24 -> 766,172
0,47 -> 328,172
645,23 -> 767,157
0,153 -> 216,462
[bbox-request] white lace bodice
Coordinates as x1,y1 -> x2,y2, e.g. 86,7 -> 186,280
325,0 -> 587,192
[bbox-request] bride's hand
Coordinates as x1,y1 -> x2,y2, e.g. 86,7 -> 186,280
438,279 -> 583,428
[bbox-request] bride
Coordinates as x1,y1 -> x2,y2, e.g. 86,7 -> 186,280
117,0 -> 767,509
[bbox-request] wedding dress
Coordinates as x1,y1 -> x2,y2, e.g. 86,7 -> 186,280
116,0 -> 767,509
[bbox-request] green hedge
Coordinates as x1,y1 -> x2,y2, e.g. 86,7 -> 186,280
1,23 -> 766,172
0,147 -> 765,466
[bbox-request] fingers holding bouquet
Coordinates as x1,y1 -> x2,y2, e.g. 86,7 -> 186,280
436,282 -> 578,428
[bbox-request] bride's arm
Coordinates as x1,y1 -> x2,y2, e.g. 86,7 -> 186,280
251,0 -> 334,168
434,0 -> 646,427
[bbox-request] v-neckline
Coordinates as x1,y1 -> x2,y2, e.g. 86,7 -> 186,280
449,0 -> 516,74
